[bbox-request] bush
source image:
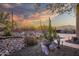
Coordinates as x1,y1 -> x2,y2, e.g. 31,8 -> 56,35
25,37 -> 37,46
4,27 -> 11,36
4,31 -> 11,36
4,21 -> 12,36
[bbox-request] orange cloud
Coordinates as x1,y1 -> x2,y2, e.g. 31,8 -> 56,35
9,9 -> 59,27
9,15 -> 32,28
28,9 -> 58,22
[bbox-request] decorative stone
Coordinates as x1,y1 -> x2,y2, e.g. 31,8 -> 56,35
49,42 -> 57,50
0,32 -> 25,56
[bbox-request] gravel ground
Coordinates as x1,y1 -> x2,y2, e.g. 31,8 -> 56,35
10,44 -> 79,56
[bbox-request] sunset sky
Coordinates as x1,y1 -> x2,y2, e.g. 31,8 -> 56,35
0,3 -> 76,27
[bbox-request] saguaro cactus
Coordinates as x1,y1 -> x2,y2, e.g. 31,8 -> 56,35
48,18 -> 53,41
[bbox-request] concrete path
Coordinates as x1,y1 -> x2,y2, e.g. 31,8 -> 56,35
56,33 -> 79,49
55,39 -> 79,49
61,41 -> 79,49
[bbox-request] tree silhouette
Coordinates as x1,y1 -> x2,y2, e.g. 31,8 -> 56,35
33,3 -> 74,15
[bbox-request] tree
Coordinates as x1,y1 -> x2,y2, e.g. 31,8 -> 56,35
33,4 -> 74,16
76,4 -> 79,38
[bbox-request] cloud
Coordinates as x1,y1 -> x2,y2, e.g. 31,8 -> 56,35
2,4 -> 12,8
9,15 -> 32,27
0,3 -> 22,8
0,3 -> 59,27
28,9 -> 58,21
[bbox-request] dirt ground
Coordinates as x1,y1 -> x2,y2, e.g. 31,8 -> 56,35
10,44 -> 79,56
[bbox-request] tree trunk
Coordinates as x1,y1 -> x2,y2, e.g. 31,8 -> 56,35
76,4 -> 79,38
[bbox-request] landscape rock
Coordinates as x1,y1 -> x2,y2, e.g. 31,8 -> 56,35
0,32 -> 25,56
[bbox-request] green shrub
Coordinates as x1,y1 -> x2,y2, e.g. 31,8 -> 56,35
4,30 -> 11,36
4,21 -> 12,36
25,37 -> 37,46
0,12 -> 12,37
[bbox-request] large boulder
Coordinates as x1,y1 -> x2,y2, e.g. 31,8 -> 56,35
49,42 -> 58,51
41,39 -> 50,47
40,42 -> 49,55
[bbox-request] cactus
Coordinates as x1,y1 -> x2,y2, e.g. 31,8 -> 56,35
53,27 -> 58,39
48,18 -> 53,41
41,17 -> 58,42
